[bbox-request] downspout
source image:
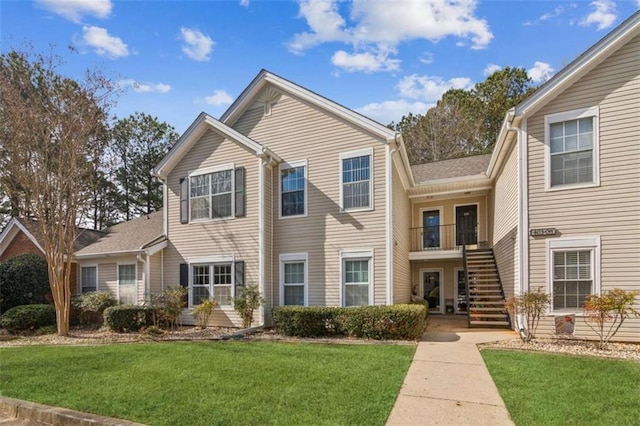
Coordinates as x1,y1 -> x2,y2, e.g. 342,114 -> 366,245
385,135 -> 401,305
258,157 -> 268,326
136,254 -> 148,302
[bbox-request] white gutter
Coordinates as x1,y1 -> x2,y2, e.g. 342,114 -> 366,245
385,136 -> 401,305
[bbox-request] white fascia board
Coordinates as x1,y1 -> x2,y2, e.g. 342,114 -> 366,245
74,249 -> 144,260
413,174 -> 491,188
515,12 -> 640,119
144,240 -> 167,256
221,70 -> 396,143
152,113 -> 280,179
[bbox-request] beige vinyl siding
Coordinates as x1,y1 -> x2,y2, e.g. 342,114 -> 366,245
148,250 -> 164,295
392,163 -> 411,303
234,92 -> 388,307
492,142 -> 520,296
411,195 -> 489,248
526,34 -> 640,342
77,257 -> 142,303
165,130 -> 261,327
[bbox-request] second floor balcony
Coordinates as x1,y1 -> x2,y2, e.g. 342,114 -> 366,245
409,223 -> 483,259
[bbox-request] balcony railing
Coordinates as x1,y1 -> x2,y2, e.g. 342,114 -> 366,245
410,224 -> 479,252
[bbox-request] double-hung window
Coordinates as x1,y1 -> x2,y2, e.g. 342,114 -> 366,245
280,253 -> 307,306
548,237 -> 600,312
545,107 -> 599,190
185,164 -> 245,222
341,250 -> 373,307
190,260 -> 235,308
340,149 -> 373,211
280,161 -> 307,218
80,266 -> 97,294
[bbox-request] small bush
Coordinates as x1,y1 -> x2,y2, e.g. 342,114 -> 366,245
73,291 -> 117,325
584,288 -> 639,349
272,304 -> 427,340
233,285 -> 265,328
0,304 -> 56,333
103,305 -> 154,332
193,298 -> 217,329
147,286 -> 187,330
0,253 -> 51,314
505,290 -> 550,342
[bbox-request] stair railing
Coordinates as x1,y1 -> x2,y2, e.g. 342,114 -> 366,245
462,243 -> 471,328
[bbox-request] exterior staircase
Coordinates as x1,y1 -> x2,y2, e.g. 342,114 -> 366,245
463,248 -> 510,328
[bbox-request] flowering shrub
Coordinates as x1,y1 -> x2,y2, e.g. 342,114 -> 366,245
583,289 -> 639,349
505,290 -> 550,342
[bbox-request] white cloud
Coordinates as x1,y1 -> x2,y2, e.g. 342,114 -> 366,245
397,74 -> 473,102
119,79 -> 171,93
36,0 -> 112,23
331,50 -> 400,72
180,28 -> 214,61
419,52 -> 433,65
288,0 -> 492,73
289,0 -> 493,52
483,63 -> 501,76
204,90 -> 233,106
580,0 -> 617,30
239,0 -> 250,7
82,26 -> 129,58
528,61 -> 555,83
356,99 -> 430,125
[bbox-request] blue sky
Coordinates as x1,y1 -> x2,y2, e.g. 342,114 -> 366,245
2,0 -> 638,133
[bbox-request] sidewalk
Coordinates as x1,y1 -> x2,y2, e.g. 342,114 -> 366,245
387,316 -> 517,426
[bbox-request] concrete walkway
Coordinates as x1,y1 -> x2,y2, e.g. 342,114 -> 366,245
387,316 -> 517,426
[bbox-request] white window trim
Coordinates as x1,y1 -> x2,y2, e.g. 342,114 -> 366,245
116,262 -> 138,304
187,255 -> 236,310
279,253 -> 308,306
79,264 -> 99,294
546,236 -> 601,314
339,148 -> 374,212
188,163 -> 236,223
544,106 -> 600,192
279,160 -> 308,219
340,249 -> 374,307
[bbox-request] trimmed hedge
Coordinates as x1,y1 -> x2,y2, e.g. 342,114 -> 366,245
272,304 -> 427,340
0,253 -> 51,314
0,304 -> 56,333
103,305 -> 154,332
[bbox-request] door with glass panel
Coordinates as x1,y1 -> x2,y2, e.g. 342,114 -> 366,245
422,270 -> 442,313
456,205 -> 478,246
422,210 -> 441,249
118,264 -> 136,304
455,269 -> 469,314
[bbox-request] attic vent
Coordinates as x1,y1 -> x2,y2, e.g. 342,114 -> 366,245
264,101 -> 272,117
257,87 -> 281,117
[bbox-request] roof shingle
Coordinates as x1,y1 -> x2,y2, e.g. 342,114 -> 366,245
411,154 -> 492,184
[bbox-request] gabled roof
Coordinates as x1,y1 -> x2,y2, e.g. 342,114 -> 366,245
411,154 -> 492,184
220,69 -> 398,143
0,217 -> 104,258
489,10 -> 640,178
152,112 -> 281,179
74,211 -> 165,258
515,10 -> 640,118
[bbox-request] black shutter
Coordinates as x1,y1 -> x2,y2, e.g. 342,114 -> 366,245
180,178 -> 188,224
235,167 -> 245,217
179,263 -> 189,305
235,261 -> 245,286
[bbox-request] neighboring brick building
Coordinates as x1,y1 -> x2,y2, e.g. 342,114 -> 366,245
0,218 -> 103,291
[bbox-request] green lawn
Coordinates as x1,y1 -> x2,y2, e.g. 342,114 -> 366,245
0,341 -> 414,425
482,350 -> 640,426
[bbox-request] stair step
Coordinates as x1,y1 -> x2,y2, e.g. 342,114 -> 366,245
469,302 -> 504,307
469,313 -> 509,318
469,295 -> 504,299
469,320 -> 510,327
469,307 -> 506,312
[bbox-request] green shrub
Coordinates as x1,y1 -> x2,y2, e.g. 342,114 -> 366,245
272,304 -> 427,340
584,288 -> 639,349
103,305 -> 154,332
233,285 -> 265,328
0,253 -> 51,314
0,304 -> 56,333
505,290 -> 550,342
147,286 -> 187,330
193,298 -> 217,329
73,291 -> 117,325
410,299 -> 430,320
